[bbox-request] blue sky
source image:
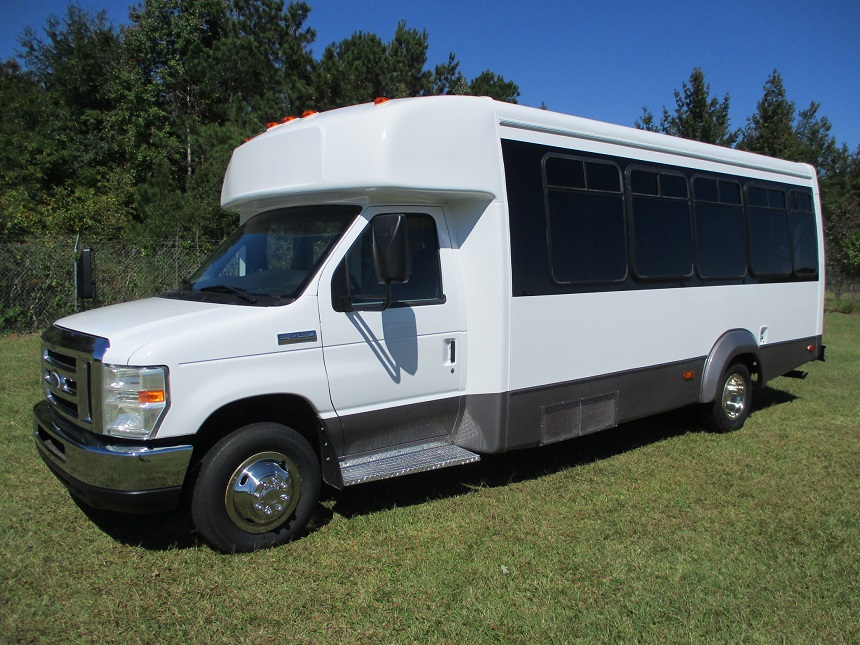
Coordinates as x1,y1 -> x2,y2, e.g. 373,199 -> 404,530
2,0 -> 858,149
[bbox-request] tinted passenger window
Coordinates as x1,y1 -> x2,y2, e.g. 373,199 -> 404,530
747,185 -> 791,278
720,181 -> 742,205
545,156 -> 585,189
661,174 -> 688,199
789,189 -> 818,277
693,177 -> 746,279
587,161 -> 621,192
629,169 -> 693,280
631,170 -> 658,196
547,191 -> 627,283
545,156 -> 626,283
694,177 -> 719,203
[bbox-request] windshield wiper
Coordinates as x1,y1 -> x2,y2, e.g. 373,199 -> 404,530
198,285 -> 258,304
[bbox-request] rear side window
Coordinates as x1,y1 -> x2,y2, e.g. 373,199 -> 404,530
746,185 -> 791,278
789,189 -> 818,277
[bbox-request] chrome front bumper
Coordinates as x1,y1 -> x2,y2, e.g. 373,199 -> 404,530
34,400 -> 193,512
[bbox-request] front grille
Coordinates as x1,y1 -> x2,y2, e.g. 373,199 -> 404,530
45,348 -> 76,372
40,326 -> 109,434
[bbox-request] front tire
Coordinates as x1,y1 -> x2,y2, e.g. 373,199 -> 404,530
191,422 -> 320,553
703,363 -> 752,433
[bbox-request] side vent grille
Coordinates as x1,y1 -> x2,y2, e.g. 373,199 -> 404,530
540,393 -> 618,445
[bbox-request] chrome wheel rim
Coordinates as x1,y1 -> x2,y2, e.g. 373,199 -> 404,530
721,374 -> 747,421
225,451 -> 301,533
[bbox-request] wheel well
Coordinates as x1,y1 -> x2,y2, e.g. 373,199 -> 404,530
731,352 -> 762,387
184,394 -> 323,496
700,329 -> 764,404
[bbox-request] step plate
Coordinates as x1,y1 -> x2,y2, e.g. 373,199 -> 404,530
340,441 -> 480,486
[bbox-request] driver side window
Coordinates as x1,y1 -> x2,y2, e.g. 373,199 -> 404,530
333,213 -> 444,311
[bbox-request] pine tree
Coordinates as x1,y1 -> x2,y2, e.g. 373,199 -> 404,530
635,68 -> 737,146
738,69 -> 798,158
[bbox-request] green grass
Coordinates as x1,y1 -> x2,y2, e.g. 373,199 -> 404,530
826,290 -> 860,315
2,314 -> 858,643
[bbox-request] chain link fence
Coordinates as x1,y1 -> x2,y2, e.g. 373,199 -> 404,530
1,236 -> 221,334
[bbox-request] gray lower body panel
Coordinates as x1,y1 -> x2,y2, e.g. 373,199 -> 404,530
339,396 -> 460,456
759,336 -> 822,383
504,357 -> 706,451
329,336 -> 822,482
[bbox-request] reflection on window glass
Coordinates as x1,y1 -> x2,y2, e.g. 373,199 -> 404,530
342,214 -> 443,308
187,205 -> 357,303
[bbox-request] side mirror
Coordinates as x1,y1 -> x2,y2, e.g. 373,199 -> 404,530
76,248 -> 95,301
372,214 -> 409,285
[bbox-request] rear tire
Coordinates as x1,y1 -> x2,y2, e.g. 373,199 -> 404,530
703,363 -> 752,433
191,422 -> 320,553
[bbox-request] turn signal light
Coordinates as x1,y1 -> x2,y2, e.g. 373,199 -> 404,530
138,390 -> 166,404
374,97 -> 390,105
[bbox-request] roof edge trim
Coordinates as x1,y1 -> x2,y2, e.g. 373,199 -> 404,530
498,118 -> 814,180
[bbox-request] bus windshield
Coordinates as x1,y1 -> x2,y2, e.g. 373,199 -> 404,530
165,205 -> 360,306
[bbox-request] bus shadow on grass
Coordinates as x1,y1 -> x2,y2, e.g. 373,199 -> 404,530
77,384 -> 797,551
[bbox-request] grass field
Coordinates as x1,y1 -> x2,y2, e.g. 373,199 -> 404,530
1,314 -> 858,643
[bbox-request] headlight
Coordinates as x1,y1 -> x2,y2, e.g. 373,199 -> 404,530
101,365 -> 169,439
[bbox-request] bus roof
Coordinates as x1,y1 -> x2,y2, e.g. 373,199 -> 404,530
221,95 -> 815,217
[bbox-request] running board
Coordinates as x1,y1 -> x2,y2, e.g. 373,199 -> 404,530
340,441 -> 480,486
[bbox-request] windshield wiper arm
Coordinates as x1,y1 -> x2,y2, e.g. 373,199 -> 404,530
198,285 -> 258,304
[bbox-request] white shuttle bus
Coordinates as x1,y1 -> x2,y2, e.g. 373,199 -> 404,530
34,96 -> 825,552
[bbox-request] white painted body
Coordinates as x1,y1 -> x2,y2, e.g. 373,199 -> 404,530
53,96 -> 824,453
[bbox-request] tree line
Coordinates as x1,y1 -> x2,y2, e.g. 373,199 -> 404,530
0,0 -> 519,242
1,3 -> 858,285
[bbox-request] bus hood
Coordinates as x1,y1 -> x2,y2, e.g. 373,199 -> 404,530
53,297 -> 317,366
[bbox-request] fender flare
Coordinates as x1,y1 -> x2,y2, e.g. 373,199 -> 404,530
699,329 -> 759,404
